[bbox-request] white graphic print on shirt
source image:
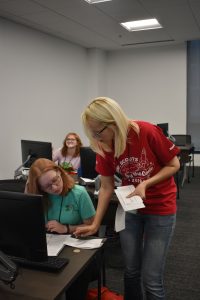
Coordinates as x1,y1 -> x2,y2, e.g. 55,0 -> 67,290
116,148 -> 154,184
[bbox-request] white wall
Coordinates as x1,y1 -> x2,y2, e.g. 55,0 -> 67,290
106,44 -> 187,134
0,17 -> 194,179
0,18 -> 90,179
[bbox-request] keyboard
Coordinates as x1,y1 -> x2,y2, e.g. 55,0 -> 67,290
8,255 -> 69,272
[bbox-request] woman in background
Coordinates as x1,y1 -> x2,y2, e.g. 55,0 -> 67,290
53,132 -> 83,172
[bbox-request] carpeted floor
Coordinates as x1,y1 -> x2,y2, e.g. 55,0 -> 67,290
91,167 -> 200,299
164,167 -> 200,300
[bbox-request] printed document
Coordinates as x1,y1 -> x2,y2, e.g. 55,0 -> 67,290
47,234 -> 66,256
114,185 -> 145,232
46,234 -> 104,256
115,185 -> 145,212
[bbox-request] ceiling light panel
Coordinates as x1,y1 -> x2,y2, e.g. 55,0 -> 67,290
121,18 -> 162,32
84,0 -> 112,4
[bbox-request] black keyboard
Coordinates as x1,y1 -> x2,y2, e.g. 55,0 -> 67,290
8,255 -> 69,272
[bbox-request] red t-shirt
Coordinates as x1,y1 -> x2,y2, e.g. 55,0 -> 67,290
96,121 -> 180,215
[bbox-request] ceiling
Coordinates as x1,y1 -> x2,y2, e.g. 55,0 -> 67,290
0,0 -> 200,50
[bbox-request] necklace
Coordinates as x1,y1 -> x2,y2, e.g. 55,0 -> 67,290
64,155 -> 73,163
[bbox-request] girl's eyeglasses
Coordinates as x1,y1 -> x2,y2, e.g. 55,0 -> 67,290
92,126 -> 107,139
41,172 -> 61,191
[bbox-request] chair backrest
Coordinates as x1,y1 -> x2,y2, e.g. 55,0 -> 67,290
179,149 -> 191,165
0,179 -> 26,193
80,147 -> 98,179
172,134 -> 192,146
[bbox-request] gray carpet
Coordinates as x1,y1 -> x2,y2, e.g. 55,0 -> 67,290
91,167 -> 200,299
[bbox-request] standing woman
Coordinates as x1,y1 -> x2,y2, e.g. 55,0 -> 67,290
75,97 -> 180,300
53,132 -> 83,172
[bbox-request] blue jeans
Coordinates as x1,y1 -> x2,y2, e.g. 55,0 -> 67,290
119,213 -> 176,300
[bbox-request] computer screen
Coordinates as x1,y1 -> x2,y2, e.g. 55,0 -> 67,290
21,139 -> 52,167
0,191 -> 47,261
157,123 -> 169,137
80,147 -> 98,179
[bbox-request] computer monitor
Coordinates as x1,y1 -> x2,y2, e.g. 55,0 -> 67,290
80,147 -> 98,179
21,139 -> 52,167
157,123 -> 169,137
0,191 -> 47,261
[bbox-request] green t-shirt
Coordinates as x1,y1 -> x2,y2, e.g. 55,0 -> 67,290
46,185 -> 95,225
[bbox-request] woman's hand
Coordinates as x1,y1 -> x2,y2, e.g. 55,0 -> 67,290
126,181 -> 147,200
73,223 -> 99,237
126,156 -> 180,200
46,220 -> 67,234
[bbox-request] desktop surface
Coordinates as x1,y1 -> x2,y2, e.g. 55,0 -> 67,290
0,245 -> 100,300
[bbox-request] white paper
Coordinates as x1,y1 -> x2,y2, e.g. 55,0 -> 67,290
115,203 -> 125,232
46,234 -> 67,256
79,177 -> 95,183
46,233 -> 104,255
115,185 -> 145,212
64,235 -> 104,249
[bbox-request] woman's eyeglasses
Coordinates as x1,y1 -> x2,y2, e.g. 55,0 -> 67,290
92,126 -> 107,139
66,138 -> 76,142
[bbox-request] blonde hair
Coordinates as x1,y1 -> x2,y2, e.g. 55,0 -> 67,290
25,158 -> 75,209
81,97 -> 138,157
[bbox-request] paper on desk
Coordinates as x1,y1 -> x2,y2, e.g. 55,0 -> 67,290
115,185 -> 145,212
46,234 -> 103,256
79,177 -> 95,183
64,235 -> 104,249
46,234 -> 67,256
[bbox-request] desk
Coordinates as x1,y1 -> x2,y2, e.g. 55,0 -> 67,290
0,245 -> 101,300
178,144 -> 194,151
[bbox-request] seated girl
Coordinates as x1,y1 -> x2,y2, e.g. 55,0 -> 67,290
25,158 -> 96,300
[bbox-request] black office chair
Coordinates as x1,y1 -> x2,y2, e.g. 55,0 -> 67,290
172,134 -> 195,177
175,149 -> 192,194
79,147 -> 98,179
180,149 -> 192,187
174,172 -> 180,199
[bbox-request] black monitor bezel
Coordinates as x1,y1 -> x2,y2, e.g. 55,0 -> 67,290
0,191 -> 47,261
21,139 -> 52,167
157,123 -> 169,137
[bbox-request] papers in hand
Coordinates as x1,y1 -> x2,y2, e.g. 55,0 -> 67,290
46,233 -> 104,256
115,185 -> 145,212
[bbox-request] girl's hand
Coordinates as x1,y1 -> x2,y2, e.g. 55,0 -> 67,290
46,220 -> 67,234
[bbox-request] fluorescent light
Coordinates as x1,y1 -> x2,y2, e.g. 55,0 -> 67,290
84,0 -> 112,3
121,18 -> 162,32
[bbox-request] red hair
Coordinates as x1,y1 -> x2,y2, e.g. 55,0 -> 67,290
25,158 -> 75,209
61,132 -> 83,157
